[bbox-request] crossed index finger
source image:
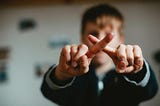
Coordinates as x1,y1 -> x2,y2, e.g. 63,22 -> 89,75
86,32 -> 113,58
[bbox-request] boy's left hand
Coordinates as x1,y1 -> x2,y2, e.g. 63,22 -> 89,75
88,33 -> 144,74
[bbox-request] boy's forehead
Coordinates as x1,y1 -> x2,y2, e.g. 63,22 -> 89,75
85,16 -> 122,32
96,15 -> 113,28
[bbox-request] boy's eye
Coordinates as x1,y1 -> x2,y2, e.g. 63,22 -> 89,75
89,31 -> 99,37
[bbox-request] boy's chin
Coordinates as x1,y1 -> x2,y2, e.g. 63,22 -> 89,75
92,58 -> 108,67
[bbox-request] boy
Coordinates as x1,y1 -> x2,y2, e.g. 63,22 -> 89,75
41,4 -> 158,106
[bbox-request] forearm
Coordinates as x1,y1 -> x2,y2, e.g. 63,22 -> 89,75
139,67 -> 158,101
41,65 -> 74,105
123,60 -> 150,87
123,61 -> 158,101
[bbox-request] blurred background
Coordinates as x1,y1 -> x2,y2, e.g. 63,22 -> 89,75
0,0 -> 160,106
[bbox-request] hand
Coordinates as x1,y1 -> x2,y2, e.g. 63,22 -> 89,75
55,44 -> 89,80
88,34 -> 144,74
55,33 -> 113,81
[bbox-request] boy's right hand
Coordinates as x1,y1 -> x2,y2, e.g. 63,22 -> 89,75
54,33 -> 113,81
55,44 -> 90,81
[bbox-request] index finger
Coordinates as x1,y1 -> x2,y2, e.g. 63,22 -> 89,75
86,32 -> 113,58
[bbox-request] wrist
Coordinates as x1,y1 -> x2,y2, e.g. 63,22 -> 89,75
54,65 -> 72,81
123,63 -> 146,83
49,66 -> 74,86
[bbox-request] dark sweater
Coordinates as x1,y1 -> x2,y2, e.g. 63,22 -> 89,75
41,63 -> 158,106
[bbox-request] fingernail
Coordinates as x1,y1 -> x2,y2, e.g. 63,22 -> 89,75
121,58 -> 128,66
72,61 -> 77,67
119,62 -> 125,70
137,59 -> 141,64
135,65 -> 140,70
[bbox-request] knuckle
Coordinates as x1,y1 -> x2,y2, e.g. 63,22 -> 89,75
135,53 -> 142,58
65,45 -> 70,48
120,44 -> 125,47
117,44 -> 126,51
61,45 -> 71,56
63,45 -> 70,51
133,45 -> 139,48
79,44 -> 88,50
71,45 -> 77,52
135,55 -> 141,59
118,55 -> 125,61
117,51 -> 125,58
127,45 -> 132,48
127,57 -> 133,61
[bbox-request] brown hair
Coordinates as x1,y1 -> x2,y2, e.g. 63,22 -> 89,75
81,4 -> 124,35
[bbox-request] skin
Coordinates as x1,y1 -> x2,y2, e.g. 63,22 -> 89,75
55,16 -> 144,81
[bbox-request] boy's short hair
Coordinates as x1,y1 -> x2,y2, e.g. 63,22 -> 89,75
81,4 -> 124,35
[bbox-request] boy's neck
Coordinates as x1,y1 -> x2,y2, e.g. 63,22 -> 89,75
95,61 -> 113,77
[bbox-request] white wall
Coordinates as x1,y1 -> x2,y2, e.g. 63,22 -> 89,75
0,2 -> 160,106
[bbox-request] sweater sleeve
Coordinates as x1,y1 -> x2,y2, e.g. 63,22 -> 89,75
123,60 -> 150,87
45,65 -> 75,90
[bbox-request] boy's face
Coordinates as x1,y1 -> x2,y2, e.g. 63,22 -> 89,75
81,16 -> 123,66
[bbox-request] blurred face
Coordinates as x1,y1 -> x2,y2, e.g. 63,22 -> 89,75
81,16 -> 124,66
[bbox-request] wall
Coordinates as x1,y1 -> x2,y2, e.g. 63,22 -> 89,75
0,2 -> 160,106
